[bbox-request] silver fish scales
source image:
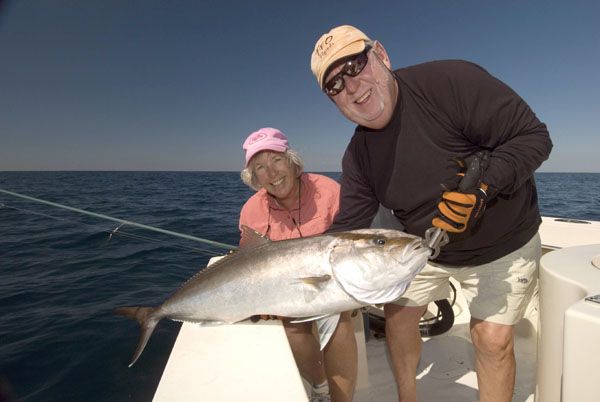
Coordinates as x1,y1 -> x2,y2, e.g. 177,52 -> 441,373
115,226 -> 430,366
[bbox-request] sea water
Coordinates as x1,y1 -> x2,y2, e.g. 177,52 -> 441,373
0,171 -> 598,401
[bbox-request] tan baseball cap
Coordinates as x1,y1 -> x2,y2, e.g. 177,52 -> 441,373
311,25 -> 371,90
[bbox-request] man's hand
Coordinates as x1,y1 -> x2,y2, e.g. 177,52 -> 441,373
432,185 -> 488,233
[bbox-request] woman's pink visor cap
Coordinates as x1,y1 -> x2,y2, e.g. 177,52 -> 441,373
243,127 -> 290,168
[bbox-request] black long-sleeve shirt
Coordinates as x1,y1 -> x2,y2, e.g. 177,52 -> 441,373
328,60 -> 552,266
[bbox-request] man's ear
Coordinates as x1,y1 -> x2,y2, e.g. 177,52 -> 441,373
372,40 -> 392,69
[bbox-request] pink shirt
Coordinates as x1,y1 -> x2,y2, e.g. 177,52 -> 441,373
239,173 -> 340,242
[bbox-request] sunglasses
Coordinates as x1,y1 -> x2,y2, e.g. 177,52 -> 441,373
323,46 -> 372,96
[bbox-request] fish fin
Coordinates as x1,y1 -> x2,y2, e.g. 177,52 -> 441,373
186,254 -> 231,279
183,249 -> 240,285
316,314 -> 341,350
238,225 -> 271,250
114,306 -> 160,367
298,275 -> 332,303
179,226 -> 269,288
297,274 -> 332,290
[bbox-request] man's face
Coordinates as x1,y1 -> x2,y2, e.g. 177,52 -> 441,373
325,42 -> 397,130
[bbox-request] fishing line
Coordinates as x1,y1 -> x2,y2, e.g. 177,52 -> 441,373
0,189 -> 236,254
1,202 -> 225,257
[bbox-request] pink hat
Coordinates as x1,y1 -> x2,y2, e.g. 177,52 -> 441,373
243,127 -> 289,167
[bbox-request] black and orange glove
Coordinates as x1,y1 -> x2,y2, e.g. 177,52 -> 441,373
432,183 -> 488,233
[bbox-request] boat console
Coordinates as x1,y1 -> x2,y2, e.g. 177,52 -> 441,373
537,243 -> 600,402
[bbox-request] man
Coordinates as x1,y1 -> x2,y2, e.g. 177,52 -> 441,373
310,25 -> 552,402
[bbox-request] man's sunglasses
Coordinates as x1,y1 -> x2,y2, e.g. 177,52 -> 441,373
323,45 -> 372,96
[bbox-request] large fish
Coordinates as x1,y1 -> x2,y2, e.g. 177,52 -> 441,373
115,226 -> 430,366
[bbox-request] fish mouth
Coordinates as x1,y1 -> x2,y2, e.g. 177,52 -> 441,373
400,238 -> 430,261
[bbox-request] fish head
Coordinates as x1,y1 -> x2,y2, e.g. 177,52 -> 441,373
329,229 -> 430,304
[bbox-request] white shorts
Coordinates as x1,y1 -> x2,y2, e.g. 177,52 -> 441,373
392,233 -> 541,325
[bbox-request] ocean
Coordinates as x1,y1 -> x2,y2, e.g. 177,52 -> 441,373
1,171 -> 599,401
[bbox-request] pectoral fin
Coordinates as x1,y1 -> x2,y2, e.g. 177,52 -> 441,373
297,275 -> 332,303
297,274 -> 332,290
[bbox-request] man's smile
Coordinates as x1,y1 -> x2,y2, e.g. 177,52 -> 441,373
355,89 -> 371,104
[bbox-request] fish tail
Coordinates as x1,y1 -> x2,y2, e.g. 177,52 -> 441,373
114,306 -> 160,367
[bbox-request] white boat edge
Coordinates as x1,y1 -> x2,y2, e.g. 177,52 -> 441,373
152,216 -> 600,402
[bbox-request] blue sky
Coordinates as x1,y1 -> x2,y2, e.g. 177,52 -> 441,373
1,0 -> 598,172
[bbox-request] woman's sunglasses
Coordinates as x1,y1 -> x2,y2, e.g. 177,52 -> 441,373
323,45 -> 372,96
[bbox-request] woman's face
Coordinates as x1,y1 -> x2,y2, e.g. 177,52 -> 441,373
251,151 -> 299,207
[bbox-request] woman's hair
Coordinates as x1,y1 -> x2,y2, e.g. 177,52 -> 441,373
240,149 -> 304,191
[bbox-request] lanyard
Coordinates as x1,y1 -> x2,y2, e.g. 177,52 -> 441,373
265,178 -> 303,239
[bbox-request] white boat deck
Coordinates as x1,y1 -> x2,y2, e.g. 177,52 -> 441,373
354,280 -> 538,402
152,217 -> 600,402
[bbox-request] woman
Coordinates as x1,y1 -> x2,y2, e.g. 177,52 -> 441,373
239,127 -> 357,402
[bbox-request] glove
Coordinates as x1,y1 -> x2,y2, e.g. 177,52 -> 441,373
432,184 -> 488,233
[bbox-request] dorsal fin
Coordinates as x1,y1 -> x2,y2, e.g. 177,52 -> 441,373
177,226 -> 270,290
176,252 -> 233,289
238,225 -> 271,251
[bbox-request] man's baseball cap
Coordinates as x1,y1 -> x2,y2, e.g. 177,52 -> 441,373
243,127 -> 289,168
311,25 -> 371,89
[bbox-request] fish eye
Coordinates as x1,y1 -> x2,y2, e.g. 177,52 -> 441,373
376,238 -> 386,246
